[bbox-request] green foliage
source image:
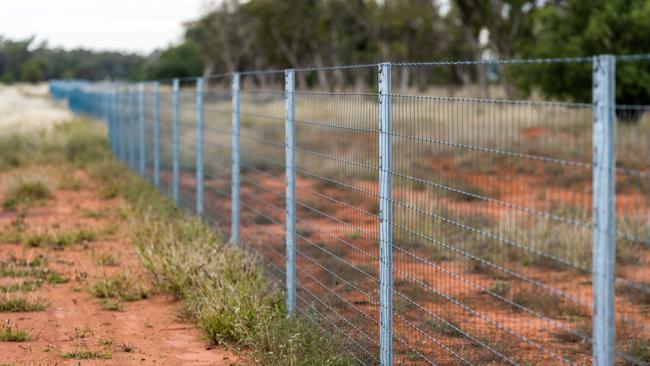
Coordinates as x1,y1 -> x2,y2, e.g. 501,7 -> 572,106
0,323 -> 30,342
2,179 -> 53,210
90,274 -> 148,302
146,41 -> 204,79
131,185 -> 352,365
0,297 -> 47,312
514,0 -> 650,104
19,59 -> 45,83
61,349 -> 111,360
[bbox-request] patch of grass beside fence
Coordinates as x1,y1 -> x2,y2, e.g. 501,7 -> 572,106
1,119 -> 352,365
127,180 -> 351,365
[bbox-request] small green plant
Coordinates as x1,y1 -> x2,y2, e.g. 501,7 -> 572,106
488,281 -> 510,297
2,179 -> 53,210
90,274 -> 148,302
96,253 -> 120,266
81,208 -> 107,219
423,317 -> 464,337
99,299 -> 123,311
0,297 -> 47,312
58,175 -> 83,191
0,321 -> 30,342
21,228 -> 97,248
624,338 -> 650,364
61,349 -> 111,359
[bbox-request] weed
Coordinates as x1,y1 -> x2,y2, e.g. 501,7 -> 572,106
488,281 -> 510,297
510,286 -> 586,319
58,175 -> 83,190
21,228 -> 97,248
61,349 -> 111,360
0,321 -> 30,342
81,208 -> 107,219
99,299 -> 123,311
96,253 -> 120,266
423,316 -> 464,337
3,178 -> 53,210
90,274 -> 148,302
555,322 -> 591,345
623,338 -> 650,364
0,297 -> 47,312
118,342 -> 135,352
46,272 -> 68,284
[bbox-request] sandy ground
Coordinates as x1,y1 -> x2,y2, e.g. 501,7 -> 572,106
0,83 -> 73,133
0,86 -> 239,365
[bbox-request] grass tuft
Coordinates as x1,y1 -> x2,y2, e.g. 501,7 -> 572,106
61,349 -> 111,360
0,322 -> 30,342
3,179 -> 53,210
90,274 -> 148,302
0,297 -> 47,312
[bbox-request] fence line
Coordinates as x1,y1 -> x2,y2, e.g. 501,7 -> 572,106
50,54 -> 650,365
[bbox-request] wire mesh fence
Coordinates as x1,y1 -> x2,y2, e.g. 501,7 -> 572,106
50,54 -> 650,365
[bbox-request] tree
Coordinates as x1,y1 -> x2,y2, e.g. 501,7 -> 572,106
513,0 -> 650,112
146,41 -> 204,79
20,59 -> 44,83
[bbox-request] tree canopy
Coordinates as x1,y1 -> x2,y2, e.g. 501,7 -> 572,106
2,0 -> 649,106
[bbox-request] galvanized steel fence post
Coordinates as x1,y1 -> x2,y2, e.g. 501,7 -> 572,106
110,87 -> 116,154
195,78 -> 205,215
378,62 -> 393,366
231,73 -> 241,244
152,81 -> 160,188
172,78 -> 180,205
592,54 -> 616,366
285,69 -> 296,315
139,82 -> 146,176
130,84 -> 137,170
116,84 -> 123,161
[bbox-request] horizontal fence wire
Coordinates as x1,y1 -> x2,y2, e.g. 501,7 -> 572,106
50,54 -> 650,366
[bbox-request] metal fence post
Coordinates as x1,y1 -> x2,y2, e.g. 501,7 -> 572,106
231,73 -> 241,244
196,77 -> 205,215
139,82 -> 146,176
152,81 -> 160,188
285,69 -> 296,315
172,78 -> 180,205
130,84 -> 137,170
117,83 -> 124,161
108,87 -> 115,154
378,62 -> 393,366
592,54 -> 616,366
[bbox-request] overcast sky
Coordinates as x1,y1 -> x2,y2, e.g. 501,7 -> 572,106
0,0 -> 211,54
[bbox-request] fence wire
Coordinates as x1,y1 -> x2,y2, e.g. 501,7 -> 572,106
51,54 -> 650,366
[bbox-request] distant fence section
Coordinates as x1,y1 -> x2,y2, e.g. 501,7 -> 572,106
50,54 -> 650,366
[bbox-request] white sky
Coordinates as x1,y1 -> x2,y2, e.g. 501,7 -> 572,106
0,0 -> 213,54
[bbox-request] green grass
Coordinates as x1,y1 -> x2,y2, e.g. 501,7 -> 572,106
18,228 -> 98,248
129,184 -> 351,365
90,274 -> 148,302
99,299 -> 123,311
0,323 -> 30,342
0,297 -> 47,312
96,253 -> 120,266
2,179 -> 53,210
423,316 -> 465,338
61,349 -> 111,360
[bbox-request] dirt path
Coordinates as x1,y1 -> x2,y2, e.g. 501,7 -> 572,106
0,170 -> 239,365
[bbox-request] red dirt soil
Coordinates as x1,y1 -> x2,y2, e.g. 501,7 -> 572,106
0,170 -> 239,365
